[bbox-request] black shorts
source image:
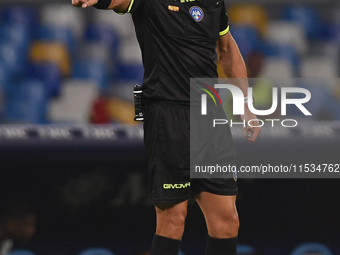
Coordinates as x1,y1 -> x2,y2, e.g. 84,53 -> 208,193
143,100 -> 237,204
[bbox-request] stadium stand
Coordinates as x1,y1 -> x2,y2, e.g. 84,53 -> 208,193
40,4 -> 85,39
260,43 -> 300,72
290,242 -> 334,255
237,244 -> 257,255
265,21 -> 308,55
0,42 -> 26,75
261,58 -> 294,79
0,2 -> 338,124
0,6 -> 38,36
282,4 -> 322,40
4,79 -> 47,123
78,248 -> 115,255
73,60 -> 109,91
76,42 -> 114,71
0,23 -> 31,55
106,97 -> 136,124
26,62 -> 62,97
7,250 -> 37,255
228,3 -> 268,35
93,9 -> 135,39
84,23 -> 120,60
38,25 -> 76,56
48,79 -> 99,123
230,25 -> 261,61
29,42 -> 71,76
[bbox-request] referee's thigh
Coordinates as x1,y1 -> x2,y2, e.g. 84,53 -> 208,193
195,192 -> 239,239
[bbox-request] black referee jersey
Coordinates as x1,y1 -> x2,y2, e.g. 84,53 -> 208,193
117,0 -> 230,102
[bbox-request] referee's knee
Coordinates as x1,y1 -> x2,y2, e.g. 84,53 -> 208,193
155,203 -> 187,240
208,211 -> 239,239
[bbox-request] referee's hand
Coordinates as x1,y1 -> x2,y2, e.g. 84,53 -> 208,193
241,106 -> 261,142
72,0 -> 98,8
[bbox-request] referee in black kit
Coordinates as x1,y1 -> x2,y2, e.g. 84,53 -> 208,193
72,0 -> 261,254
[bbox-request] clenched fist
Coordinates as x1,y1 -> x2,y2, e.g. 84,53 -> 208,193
241,106 -> 262,142
72,0 -> 98,8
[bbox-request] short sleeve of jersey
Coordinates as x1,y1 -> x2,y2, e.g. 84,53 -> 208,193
219,1 -> 230,37
114,0 -> 142,14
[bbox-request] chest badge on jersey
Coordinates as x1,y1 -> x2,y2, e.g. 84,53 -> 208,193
189,6 -> 204,22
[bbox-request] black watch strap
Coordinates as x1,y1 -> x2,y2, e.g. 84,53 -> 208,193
93,0 -> 111,9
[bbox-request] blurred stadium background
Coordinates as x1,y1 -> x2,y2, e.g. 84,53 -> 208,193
0,0 -> 340,255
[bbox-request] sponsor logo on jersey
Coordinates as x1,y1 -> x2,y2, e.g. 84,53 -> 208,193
163,182 -> 191,189
168,5 -> 179,12
189,6 -> 204,22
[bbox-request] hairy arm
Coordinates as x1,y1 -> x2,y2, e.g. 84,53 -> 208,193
217,32 -> 261,142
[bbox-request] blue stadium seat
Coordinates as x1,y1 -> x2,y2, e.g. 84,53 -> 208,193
315,22 -> 333,41
48,79 -> 99,123
8,251 -> 37,255
78,248 -> 115,255
0,23 -> 31,55
40,4 -> 86,40
265,21 -> 307,56
76,42 -> 116,76
237,244 -> 257,254
93,8 -> 135,38
332,100 -> 340,120
0,63 -> 9,87
287,80 -> 333,119
4,79 -> 48,124
328,23 -> 340,44
0,63 -> 8,114
0,63 -> 7,123
38,25 -> 76,55
282,4 -> 321,40
0,42 -> 26,75
85,24 -> 120,57
260,43 -> 300,73
261,58 -> 294,78
73,60 -> 109,92
116,62 -> 144,84
230,25 -> 261,60
26,62 -> 62,97
0,6 -> 38,37
290,242 -> 334,255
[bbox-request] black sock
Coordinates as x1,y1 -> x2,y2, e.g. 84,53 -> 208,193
205,235 -> 238,255
150,234 -> 182,255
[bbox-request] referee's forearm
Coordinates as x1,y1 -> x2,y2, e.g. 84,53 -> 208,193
217,34 -> 249,96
